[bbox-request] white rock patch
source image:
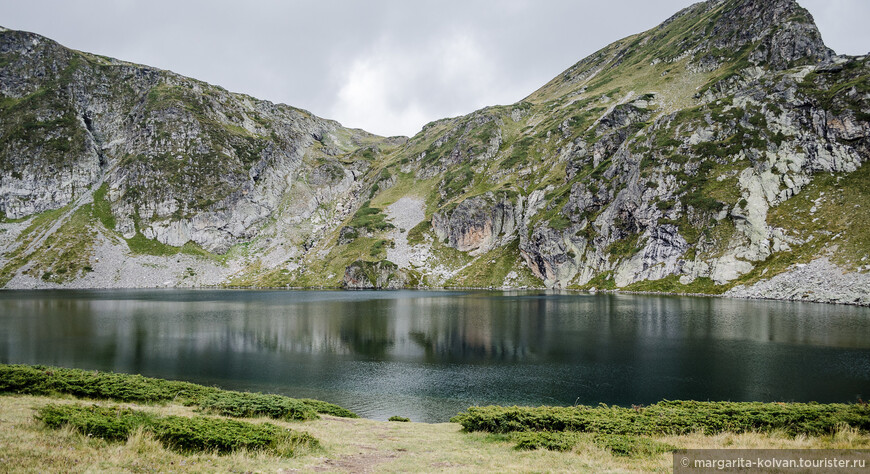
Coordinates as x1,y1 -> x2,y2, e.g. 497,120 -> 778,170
384,197 -> 426,269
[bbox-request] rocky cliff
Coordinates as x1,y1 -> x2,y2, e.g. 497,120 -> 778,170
1,0 -> 868,305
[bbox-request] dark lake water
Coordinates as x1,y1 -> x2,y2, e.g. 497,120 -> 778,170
1,289 -> 869,422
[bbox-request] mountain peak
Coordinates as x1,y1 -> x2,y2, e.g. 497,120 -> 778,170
528,0 -> 832,104
702,0 -> 832,67
643,0 -> 832,69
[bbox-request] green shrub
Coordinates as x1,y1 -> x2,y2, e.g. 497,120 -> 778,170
152,415 -> 318,456
451,401 -> 870,437
607,235 -> 641,258
656,199 -> 674,211
548,214 -> 572,231
441,165 -> 474,199
36,403 -> 155,442
406,220 -> 430,245
499,137 -> 535,170
300,399 -> 359,418
0,364 -> 358,420
685,191 -> 725,213
125,232 -> 182,256
0,364 -> 214,404
34,403 -> 319,456
513,431 -> 581,451
591,433 -> 675,457
370,239 -> 390,257
91,183 -> 116,230
199,391 -> 318,421
349,201 -> 394,232
388,416 -> 410,422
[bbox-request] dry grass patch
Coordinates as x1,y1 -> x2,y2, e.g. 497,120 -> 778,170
2,394 -> 869,473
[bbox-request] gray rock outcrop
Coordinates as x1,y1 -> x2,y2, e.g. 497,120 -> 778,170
432,192 -> 521,255
342,260 -> 410,289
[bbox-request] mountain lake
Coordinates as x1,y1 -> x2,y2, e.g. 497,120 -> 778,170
1,289 -> 868,422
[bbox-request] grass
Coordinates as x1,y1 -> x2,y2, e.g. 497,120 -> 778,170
370,172 -> 437,208
445,240 -> 542,288
285,235 -> 396,287
512,431 -> 675,458
370,239 -> 390,258
624,275 -> 725,295
2,394 -> 869,473
124,232 -> 183,256
572,271 -> 618,291
124,232 -> 214,260
606,234 -> 641,259
439,164 -> 475,204
198,391 -> 319,421
406,219 -> 430,245
528,24 -> 716,112
23,204 -> 96,284
548,213 -> 572,231
341,259 -> 420,288
499,136 -> 536,170
0,204 -> 84,286
348,201 -> 394,233
91,184 -> 116,231
766,163 -> 870,272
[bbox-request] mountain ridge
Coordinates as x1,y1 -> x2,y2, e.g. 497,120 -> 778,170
1,0 -> 868,305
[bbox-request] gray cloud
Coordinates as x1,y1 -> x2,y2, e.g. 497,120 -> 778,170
1,0 -> 867,137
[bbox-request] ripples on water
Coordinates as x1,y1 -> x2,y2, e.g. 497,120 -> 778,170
1,289 -> 869,422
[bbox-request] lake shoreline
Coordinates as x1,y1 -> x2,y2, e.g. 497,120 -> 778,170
2,365 -> 869,472
4,283 -> 868,308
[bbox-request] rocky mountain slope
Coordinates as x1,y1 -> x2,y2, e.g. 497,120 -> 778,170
1,0 -> 868,305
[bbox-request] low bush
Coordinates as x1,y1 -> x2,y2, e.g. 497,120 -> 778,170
300,399 -> 359,418
349,201 -> 394,232
35,403 -> 319,456
0,364 -> 213,404
36,403 -> 156,442
152,415 -> 318,456
406,220 -> 430,245
512,431 -> 581,452
1,364 -> 358,420
451,400 -> 870,437
388,416 -> 410,422
591,433 -> 676,457
199,391 -> 318,421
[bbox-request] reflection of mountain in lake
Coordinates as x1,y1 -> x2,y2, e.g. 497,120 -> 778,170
4,290 -> 869,361
2,290 -> 869,421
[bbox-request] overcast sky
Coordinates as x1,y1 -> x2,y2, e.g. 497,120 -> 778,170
1,1 -> 867,137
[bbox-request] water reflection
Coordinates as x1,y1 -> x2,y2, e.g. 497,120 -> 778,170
1,289 -> 869,422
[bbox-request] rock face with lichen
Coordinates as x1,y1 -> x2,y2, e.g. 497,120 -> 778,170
0,27 -> 379,255
431,192 -> 521,255
341,260 -> 409,289
1,0 -> 869,305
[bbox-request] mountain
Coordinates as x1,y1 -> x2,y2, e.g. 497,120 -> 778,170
1,0 -> 868,305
